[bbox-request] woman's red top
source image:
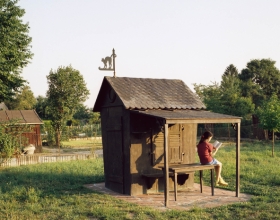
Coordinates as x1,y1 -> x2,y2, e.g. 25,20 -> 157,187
197,141 -> 213,164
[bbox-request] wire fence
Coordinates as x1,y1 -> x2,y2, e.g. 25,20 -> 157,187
42,122 -> 270,143
64,123 -> 102,139
62,123 -> 267,141
197,123 -> 269,141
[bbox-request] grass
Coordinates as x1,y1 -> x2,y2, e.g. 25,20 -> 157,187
61,139 -> 102,149
0,140 -> 280,219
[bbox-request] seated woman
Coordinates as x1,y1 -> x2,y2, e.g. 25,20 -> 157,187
197,131 -> 228,186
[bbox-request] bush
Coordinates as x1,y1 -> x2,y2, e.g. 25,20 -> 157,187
0,121 -> 32,161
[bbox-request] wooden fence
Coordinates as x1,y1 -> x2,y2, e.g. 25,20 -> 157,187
0,153 -> 97,168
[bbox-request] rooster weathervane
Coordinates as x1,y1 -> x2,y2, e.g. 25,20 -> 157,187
98,48 -> 117,77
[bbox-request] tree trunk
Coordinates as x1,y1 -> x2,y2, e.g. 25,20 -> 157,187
55,128 -> 61,153
264,129 -> 268,140
272,130 -> 275,157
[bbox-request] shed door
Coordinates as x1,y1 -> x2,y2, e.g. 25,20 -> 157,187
168,124 -> 183,163
153,124 -> 183,165
105,116 -> 124,193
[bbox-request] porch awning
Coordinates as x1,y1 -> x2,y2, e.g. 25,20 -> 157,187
131,109 -> 241,124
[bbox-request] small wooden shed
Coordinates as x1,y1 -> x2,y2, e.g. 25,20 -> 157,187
0,110 -> 44,153
93,76 -> 241,199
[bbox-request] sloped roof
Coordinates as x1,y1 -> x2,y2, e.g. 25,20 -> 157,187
94,76 -> 206,111
0,110 -> 43,124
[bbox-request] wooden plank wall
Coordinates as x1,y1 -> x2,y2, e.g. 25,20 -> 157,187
22,124 -> 42,153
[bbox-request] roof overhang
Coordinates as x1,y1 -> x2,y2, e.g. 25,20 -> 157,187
130,109 -> 241,124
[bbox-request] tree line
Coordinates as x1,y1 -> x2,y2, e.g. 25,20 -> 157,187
194,60 -> 280,156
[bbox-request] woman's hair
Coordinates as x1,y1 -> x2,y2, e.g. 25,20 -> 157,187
199,131 -> 213,144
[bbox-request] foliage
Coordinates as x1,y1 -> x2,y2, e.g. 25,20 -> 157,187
223,64 -> 238,77
72,104 -> 101,125
89,112 -> 101,124
256,94 -> 280,132
46,65 -> 90,148
256,94 -> 280,156
193,82 -> 222,113
194,72 -> 254,121
35,95 -> 51,119
239,59 -> 280,108
4,85 -> 36,110
41,120 -> 56,146
0,0 -> 33,101
195,60 -> 280,124
0,120 -> 31,161
220,72 -> 255,120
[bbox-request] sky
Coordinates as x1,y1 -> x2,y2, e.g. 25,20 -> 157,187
18,0 -> 280,108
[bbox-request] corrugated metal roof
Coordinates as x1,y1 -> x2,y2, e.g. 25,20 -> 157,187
104,76 -> 206,110
131,109 -> 241,123
0,110 -> 43,124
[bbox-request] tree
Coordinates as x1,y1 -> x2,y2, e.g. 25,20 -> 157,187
0,0 -> 33,101
220,70 -> 254,120
223,64 -> 238,77
46,65 -> 90,149
239,59 -> 280,108
5,85 -> 36,109
256,94 -> 280,157
72,104 -> 101,125
73,104 -> 90,121
89,112 -> 101,124
194,78 -> 254,121
35,95 -> 49,119
193,82 -> 222,114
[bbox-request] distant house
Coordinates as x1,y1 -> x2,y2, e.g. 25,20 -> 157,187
0,102 -> 8,110
93,76 -> 241,196
0,110 -> 44,153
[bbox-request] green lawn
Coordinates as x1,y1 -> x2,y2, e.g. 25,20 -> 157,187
0,141 -> 280,219
61,138 -> 102,149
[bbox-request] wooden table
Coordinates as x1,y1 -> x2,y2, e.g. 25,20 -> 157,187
159,163 -> 218,201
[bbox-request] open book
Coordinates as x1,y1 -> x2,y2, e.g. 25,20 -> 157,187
213,140 -> 223,149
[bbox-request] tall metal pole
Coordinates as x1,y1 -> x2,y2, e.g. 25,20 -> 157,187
113,48 -> 116,77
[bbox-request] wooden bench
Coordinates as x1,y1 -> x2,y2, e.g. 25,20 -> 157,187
159,163 -> 219,201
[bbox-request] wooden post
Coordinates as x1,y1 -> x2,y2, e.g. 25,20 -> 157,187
236,122 -> 240,197
164,123 -> 169,207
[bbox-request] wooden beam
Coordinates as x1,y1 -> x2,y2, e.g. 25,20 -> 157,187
236,122 -> 240,197
166,119 -> 241,124
164,123 -> 169,207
